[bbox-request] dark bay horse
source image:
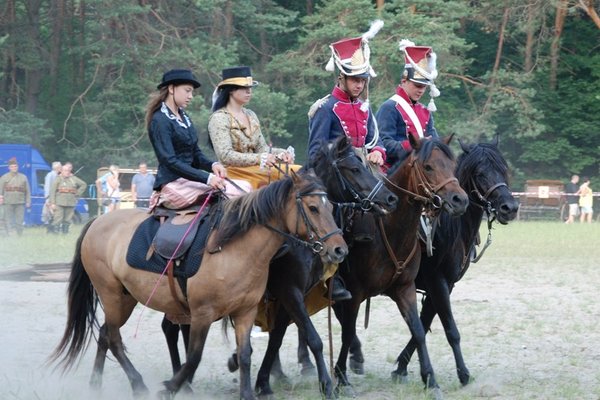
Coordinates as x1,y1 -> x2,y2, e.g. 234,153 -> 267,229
391,138 -> 519,385
252,137 -> 398,398
163,137 -> 399,398
332,135 -> 468,398
50,170 -> 348,400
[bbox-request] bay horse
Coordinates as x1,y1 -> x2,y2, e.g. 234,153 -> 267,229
390,138 -> 519,385
163,137 -> 399,398
332,135 -> 468,398
49,169 -> 348,400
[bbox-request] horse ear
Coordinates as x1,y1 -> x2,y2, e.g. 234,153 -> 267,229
443,133 -> 455,146
408,133 -> 420,150
492,134 -> 499,147
291,168 -> 300,183
458,137 -> 470,153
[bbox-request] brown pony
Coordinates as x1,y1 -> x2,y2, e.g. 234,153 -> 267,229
333,135 -> 468,399
50,169 -> 348,400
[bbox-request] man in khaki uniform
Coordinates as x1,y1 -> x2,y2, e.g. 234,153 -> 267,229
49,163 -> 87,234
0,157 -> 31,235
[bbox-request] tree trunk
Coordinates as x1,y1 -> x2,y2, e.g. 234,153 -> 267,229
483,6 -> 510,113
576,0 -> 600,29
49,0 -> 65,96
306,0 -> 313,15
524,1 -> 538,73
550,0 -> 568,90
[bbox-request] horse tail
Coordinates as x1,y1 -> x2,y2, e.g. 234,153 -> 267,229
48,218 -> 99,371
221,315 -> 234,341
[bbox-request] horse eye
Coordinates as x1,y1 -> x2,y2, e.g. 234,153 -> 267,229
309,205 -> 319,213
424,164 -> 434,172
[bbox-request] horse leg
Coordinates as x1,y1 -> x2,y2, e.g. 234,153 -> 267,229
333,300 -> 360,397
284,290 -> 334,398
161,316 -> 183,375
89,323 -> 109,390
256,306 -> 292,397
426,278 -> 470,385
161,321 -> 211,397
297,328 -> 316,376
391,285 -> 441,396
105,322 -> 149,397
349,333 -> 364,375
233,312 -> 257,400
394,295 -> 437,383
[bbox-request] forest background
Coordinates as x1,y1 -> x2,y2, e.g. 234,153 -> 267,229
0,0 -> 599,189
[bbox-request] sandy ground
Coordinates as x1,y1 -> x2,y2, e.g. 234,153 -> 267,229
1,250 -> 600,400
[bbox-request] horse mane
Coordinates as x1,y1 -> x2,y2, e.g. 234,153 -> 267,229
387,137 -> 455,176
211,169 -> 323,248
456,142 -> 508,186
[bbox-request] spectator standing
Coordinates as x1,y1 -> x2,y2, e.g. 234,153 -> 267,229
42,161 -> 62,226
48,163 -> 87,234
0,157 -> 31,235
564,174 -> 580,224
578,177 -> 593,223
106,165 -> 121,212
131,162 -> 155,208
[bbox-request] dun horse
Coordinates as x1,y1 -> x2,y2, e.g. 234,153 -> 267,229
332,135 -> 468,398
392,138 -> 519,385
50,170 -> 348,400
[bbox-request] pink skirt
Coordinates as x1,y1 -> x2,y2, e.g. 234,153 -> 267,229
149,177 -> 252,210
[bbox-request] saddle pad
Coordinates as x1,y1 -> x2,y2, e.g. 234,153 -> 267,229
126,213 -> 212,278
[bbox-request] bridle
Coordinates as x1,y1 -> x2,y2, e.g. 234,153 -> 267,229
329,153 -> 385,212
266,190 -> 342,255
382,152 -> 459,214
465,177 -> 508,265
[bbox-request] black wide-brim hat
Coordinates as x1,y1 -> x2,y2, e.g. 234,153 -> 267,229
157,69 -> 201,89
217,66 -> 258,88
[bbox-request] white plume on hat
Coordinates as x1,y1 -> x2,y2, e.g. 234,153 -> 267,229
399,38 -> 440,112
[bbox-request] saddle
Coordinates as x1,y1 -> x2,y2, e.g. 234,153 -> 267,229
126,201 -> 222,280
151,206 -> 203,260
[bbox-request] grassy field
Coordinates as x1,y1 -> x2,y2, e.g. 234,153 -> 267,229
1,220 -> 599,400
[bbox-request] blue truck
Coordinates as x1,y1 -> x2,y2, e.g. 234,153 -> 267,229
0,144 -> 89,226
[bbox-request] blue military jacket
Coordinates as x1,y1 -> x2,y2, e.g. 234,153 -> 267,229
307,86 -> 386,165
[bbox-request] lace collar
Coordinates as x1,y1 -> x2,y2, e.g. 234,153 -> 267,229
160,102 -> 192,128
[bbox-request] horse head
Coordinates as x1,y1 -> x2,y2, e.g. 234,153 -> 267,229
458,137 -> 519,224
287,169 -> 348,264
312,137 -> 398,215
396,134 -> 468,216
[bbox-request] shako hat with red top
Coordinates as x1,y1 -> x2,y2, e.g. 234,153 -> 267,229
399,39 -> 440,111
325,20 -> 384,79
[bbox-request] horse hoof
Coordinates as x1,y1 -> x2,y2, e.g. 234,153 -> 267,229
272,373 -> 292,387
156,389 -> 174,400
335,382 -> 357,398
132,382 -> 150,398
458,369 -> 471,386
300,364 -> 316,377
255,385 -> 274,399
180,382 -> 194,394
390,370 -> 408,384
349,358 -> 364,375
428,387 -> 444,400
228,355 -> 239,372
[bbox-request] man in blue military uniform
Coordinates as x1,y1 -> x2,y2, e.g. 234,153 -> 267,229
377,39 -> 440,168
307,20 -> 385,301
307,20 -> 386,171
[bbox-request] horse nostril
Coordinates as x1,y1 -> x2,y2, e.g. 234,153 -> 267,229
335,246 -> 349,260
388,194 -> 399,206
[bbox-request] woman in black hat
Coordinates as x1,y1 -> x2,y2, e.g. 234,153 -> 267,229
208,66 -> 299,190
145,69 -> 228,209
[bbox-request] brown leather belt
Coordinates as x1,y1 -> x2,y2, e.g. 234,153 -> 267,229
58,188 -> 77,193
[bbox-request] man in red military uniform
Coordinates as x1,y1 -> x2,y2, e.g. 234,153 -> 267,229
377,39 -> 440,168
307,20 -> 385,301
